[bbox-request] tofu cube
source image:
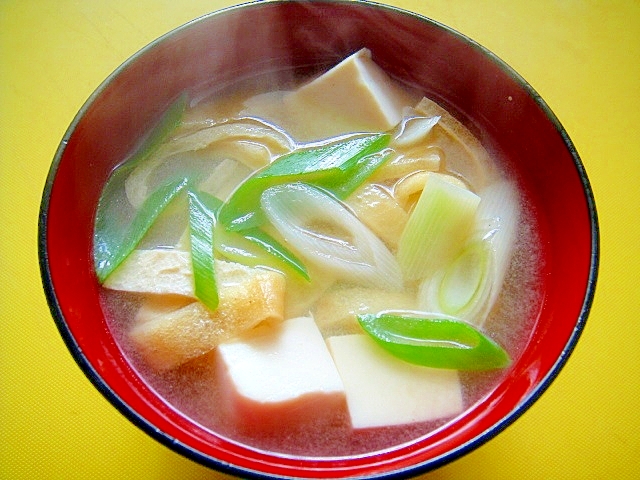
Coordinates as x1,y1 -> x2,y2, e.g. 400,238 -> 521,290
327,334 -> 463,429
284,48 -> 413,137
216,317 -> 346,432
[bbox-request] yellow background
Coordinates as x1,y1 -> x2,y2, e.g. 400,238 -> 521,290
1,1 -> 638,478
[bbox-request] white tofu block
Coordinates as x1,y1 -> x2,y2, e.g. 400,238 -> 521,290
288,48 -> 410,130
216,317 -> 346,432
244,48 -> 413,140
327,334 -> 463,429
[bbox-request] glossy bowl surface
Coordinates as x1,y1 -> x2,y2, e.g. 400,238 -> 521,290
39,1 -> 598,478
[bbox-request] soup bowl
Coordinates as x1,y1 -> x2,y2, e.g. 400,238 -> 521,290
39,1 -> 598,478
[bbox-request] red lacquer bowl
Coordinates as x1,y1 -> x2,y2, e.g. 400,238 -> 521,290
39,1 -> 598,478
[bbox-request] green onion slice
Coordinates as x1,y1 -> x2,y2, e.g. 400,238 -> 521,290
94,93 -> 189,281
126,92 -> 189,168
261,182 -> 403,291
103,93 -> 188,191
187,190 -> 223,311
397,172 -> 480,280
330,148 -> 393,199
240,228 -> 309,281
357,310 -> 511,370
438,240 -> 493,315
186,190 -> 309,281
215,226 -> 310,281
218,133 -> 390,230
95,178 -> 189,283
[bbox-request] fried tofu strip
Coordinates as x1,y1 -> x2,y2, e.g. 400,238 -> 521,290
346,183 -> 408,251
104,249 -> 195,297
127,260 -> 285,371
313,286 -> 416,336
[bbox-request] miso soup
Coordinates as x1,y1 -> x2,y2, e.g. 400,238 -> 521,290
95,49 -> 543,457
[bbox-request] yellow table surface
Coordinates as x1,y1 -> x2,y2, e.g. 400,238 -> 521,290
1,1 -> 638,479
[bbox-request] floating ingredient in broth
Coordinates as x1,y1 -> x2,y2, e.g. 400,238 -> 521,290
125,118 -> 294,209
129,260 -> 286,371
218,133 -> 390,231
346,183 -> 409,250
94,91 -> 189,280
417,180 -> 521,327
326,333 -> 463,429
198,158 -> 254,201
414,97 -> 497,189
436,241 -> 493,316
261,182 -> 403,291
391,114 -> 440,148
474,181 -> 521,324
394,171 -> 468,213
103,248 -> 195,297
215,225 -> 310,281
95,177 -> 189,283
371,145 -> 441,183
330,148 -> 393,199
397,172 -> 480,280
215,316 -> 346,434
245,48 -> 415,140
187,190 -> 223,311
287,49 -> 412,132
418,240 -> 494,324
313,286 -> 417,336
357,311 -> 511,370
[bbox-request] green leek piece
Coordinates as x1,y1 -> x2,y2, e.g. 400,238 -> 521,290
330,149 -> 393,199
240,228 -> 310,281
438,241 -> 492,316
189,189 -> 309,281
94,93 -> 189,281
126,93 -> 189,168
357,311 -> 511,370
215,226 -> 310,281
187,190 -> 223,311
95,178 -> 189,283
397,172 -> 480,280
218,133 -> 390,230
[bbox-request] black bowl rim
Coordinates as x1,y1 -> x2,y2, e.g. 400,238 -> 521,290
38,1 -> 599,478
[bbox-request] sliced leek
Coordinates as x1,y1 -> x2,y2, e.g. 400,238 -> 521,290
260,182 -> 403,291
105,93 -> 188,208
397,172 -> 480,280
95,178 -> 189,283
218,133 -> 390,230
418,240 -> 494,324
391,115 -> 440,148
187,190 -> 222,311
215,226 -> 310,281
125,118 -> 294,209
357,310 -> 511,370
124,93 -> 189,171
438,241 -> 491,314
475,181 -> 520,316
329,148 -> 393,199
417,181 -> 520,327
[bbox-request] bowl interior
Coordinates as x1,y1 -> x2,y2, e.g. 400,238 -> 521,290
40,1 -> 597,478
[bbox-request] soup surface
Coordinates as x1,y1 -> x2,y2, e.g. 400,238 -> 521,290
96,49 -> 543,457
